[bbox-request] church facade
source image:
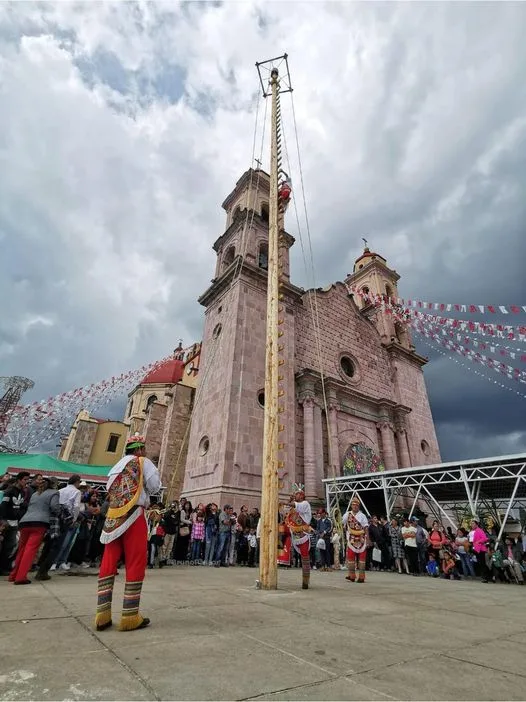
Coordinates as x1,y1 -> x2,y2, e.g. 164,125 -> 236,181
181,168 -> 441,508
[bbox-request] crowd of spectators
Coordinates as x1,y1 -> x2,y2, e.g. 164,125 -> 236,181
2,470 -> 525,587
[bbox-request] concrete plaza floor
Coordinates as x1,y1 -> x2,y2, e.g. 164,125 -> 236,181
1,565 -> 526,701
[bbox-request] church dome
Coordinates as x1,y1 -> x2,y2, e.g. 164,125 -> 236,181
353,247 -> 386,272
141,358 -> 184,385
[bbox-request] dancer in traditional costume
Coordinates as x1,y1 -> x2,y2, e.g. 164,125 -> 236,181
94,433 -> 161,632
285,484 -> 312,589
277,508 -> 292,567
343,496 -> 369,583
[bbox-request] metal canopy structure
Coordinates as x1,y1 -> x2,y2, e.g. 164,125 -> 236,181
324,453 -> 526,543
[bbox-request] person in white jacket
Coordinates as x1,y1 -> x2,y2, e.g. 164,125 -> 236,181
94,434 -> 160,632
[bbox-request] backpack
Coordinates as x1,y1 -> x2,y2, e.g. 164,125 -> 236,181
59,503 -> 74,528
492,550 -> 503,568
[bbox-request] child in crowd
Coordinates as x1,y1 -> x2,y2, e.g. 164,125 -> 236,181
426,553 -> 439,577
190,512 -> 205,563
237,528 -> 249,566
442,545 -> 461,580
247,528 -> 257,567
148,518 -> 165,569
331,530 -> 343,570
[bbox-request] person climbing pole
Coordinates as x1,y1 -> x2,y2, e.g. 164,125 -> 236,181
278,171 -> 292,211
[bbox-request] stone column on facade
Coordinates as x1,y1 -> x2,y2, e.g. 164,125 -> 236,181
377,421 -> 398,470
301,395 -> 317,499
396,428 -> 411,468
313,401 -> 324,497
328,403 -> 341,477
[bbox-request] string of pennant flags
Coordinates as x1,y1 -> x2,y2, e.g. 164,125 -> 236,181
345,283 -> 526,387
3,343 -> 200,452
411,311 -> 526,342
413,313 -> 526,361
385,299 -> 526,316
417,335 -> 526,400
411,319 -> 526,384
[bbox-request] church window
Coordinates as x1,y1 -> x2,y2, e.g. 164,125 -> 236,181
232,206 -> 242,221
340,356 -> 355,378
362,286 -> 370,297
199,436 -> 210,456
420,440 -> 430,456
385,284 -> 394,301
223,245 -> 235,269
342,443 -> 385,475
212,323 -> 222,339
257,390 -> 265,407
258,242 -> 268,271
107,434 -> 119,453
146,394 -> 158,410
261,203 -> 269,223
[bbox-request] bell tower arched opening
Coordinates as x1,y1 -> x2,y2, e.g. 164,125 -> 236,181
223,245 -> 236,271
258,241 -> 268,271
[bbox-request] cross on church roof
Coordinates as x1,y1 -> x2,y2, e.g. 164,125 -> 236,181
255,158 -> 262,169
362,237 -> 368,249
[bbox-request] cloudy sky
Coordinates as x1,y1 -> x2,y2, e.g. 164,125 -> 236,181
1,1 -> 525,461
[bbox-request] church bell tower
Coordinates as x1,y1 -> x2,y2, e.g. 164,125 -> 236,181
346,246 -> 413,349
182,168 -> 298,507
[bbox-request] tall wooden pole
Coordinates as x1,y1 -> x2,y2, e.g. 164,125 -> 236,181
259,68 -> 280,590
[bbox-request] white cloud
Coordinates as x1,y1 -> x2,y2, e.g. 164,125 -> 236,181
1,1 -> 525,458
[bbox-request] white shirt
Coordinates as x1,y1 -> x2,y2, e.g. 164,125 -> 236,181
59,484 -> 81,520
402,525 -> 417,548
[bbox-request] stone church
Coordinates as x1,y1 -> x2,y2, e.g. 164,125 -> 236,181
181,168 -> 441,509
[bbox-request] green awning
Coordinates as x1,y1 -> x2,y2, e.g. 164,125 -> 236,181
0,453 -> 112,482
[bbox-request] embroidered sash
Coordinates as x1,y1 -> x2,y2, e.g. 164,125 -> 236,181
346,512 -> 367,553
101,457 -> 144,543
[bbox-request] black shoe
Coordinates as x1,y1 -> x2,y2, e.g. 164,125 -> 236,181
96,620 -> 113,631
35,573 -> 51,581
138,617 -> 150,629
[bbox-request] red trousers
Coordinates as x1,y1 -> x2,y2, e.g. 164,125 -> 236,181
10,526 -> 47,583
99,513 -> 147,582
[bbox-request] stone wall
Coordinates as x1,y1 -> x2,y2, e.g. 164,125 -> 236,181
143,402 -> 168,465
159,383 -> 194,499
294,284 -> 396,400
68,420 -> 97,464
183,283 -> 240,497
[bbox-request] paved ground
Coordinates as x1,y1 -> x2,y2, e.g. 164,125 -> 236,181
1,566 -> 526,701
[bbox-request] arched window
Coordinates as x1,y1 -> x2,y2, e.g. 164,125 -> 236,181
261,203 -> 269,223
385,284 -> 394,302
258,242 -> 268,271
232,206 -> 242,222
223,245 -> 235,270
146,394 -> 158,410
